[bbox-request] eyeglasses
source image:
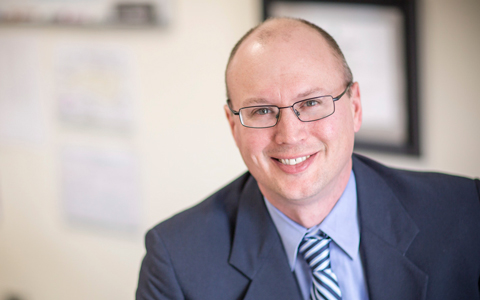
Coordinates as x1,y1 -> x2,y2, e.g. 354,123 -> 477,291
227,82 -> 352,128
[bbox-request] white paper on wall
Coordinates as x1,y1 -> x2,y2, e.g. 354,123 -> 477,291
54,43 -> 137,132
61,146 -> 141,231
0,36 -> 44,144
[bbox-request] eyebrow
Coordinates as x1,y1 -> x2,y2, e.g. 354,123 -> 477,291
242,88 -> 328,106
242,98 -> 271,106
296,87 -> 326,99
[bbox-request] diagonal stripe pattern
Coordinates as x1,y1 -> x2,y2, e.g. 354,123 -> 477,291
299,231 -> 342,300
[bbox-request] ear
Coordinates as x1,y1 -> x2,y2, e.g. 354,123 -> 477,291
224,104 -> 239,146
349,82 -> 362,133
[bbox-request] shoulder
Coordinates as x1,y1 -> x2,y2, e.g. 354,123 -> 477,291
353,153 -> 479,199
353,154 -> 480,298
353,153 -> 480,229
147,172 -> 252,247
137,173 -> 255,298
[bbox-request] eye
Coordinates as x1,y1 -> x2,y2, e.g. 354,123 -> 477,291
305,99 -> 320,107
252,107 -> 274,115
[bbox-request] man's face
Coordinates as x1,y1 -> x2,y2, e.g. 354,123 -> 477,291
225,24 -> 362,207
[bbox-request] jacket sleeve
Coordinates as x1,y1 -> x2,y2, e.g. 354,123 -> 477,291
476,178 -> 480,294
475,179 -> 480,202
136,228 -> 184,300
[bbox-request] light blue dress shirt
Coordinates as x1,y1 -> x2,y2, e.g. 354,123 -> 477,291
264,171 -> 369,300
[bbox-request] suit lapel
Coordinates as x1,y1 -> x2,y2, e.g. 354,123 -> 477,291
229,175 -> 302,300
353,156 -> 428,300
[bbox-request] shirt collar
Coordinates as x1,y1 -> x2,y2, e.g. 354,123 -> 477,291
264,170 -> 359,271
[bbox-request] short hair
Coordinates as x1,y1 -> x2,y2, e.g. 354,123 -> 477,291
225,17 -> 353,99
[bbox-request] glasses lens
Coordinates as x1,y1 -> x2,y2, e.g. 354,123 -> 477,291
293,96 -> 334,122
239,106 -> 279,128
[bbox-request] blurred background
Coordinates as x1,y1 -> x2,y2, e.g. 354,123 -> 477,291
0,0 -> 478,299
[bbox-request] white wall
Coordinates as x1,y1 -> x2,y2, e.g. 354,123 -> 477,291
0,0 -> 478,299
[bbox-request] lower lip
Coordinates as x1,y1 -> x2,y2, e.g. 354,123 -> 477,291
272,153 -> 317,174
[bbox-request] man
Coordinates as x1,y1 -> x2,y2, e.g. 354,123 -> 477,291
137,18 -> 480,300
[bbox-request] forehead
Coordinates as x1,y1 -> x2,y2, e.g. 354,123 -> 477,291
227,21 -> 344,104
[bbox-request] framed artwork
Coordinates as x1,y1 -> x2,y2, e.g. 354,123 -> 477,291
264,0 -> 420,155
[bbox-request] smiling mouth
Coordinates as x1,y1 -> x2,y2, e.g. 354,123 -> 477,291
276,155 -> 311,166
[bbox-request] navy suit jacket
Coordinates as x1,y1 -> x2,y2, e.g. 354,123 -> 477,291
137,154 -> 480,300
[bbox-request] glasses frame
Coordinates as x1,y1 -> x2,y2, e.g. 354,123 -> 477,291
227,82 -> 352,129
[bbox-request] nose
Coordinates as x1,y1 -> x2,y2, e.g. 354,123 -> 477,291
273,107 -> 307,145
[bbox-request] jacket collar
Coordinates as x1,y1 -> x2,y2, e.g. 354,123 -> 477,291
229,174 -> 302,300
353,154 -> 428,300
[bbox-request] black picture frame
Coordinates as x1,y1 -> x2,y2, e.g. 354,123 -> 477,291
263,0 -> 420,156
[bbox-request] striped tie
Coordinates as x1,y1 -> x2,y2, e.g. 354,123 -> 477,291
299,231 -> 342,300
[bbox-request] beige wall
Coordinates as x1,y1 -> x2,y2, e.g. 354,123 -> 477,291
0,0 -> 478,299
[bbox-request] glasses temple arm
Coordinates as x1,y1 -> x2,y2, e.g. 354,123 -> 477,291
226,99 -> 240,115
333,82 -> 353,101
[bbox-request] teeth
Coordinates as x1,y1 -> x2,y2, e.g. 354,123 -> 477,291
279,155 -> 310,165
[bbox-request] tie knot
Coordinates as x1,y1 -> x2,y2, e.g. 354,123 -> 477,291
299,231 -> 332,272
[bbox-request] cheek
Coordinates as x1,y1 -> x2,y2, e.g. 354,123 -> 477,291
236,130 -> 270,159
311,110 -> 354,148
309,119 -> 336,144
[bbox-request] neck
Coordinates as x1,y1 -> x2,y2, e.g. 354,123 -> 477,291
263,165 -> 352,229
271,192 -> 342,229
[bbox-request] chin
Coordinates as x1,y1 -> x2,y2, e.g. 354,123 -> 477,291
277,185 -> 320,202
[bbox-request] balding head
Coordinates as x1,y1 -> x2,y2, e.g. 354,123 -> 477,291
225,18 -> 353,99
